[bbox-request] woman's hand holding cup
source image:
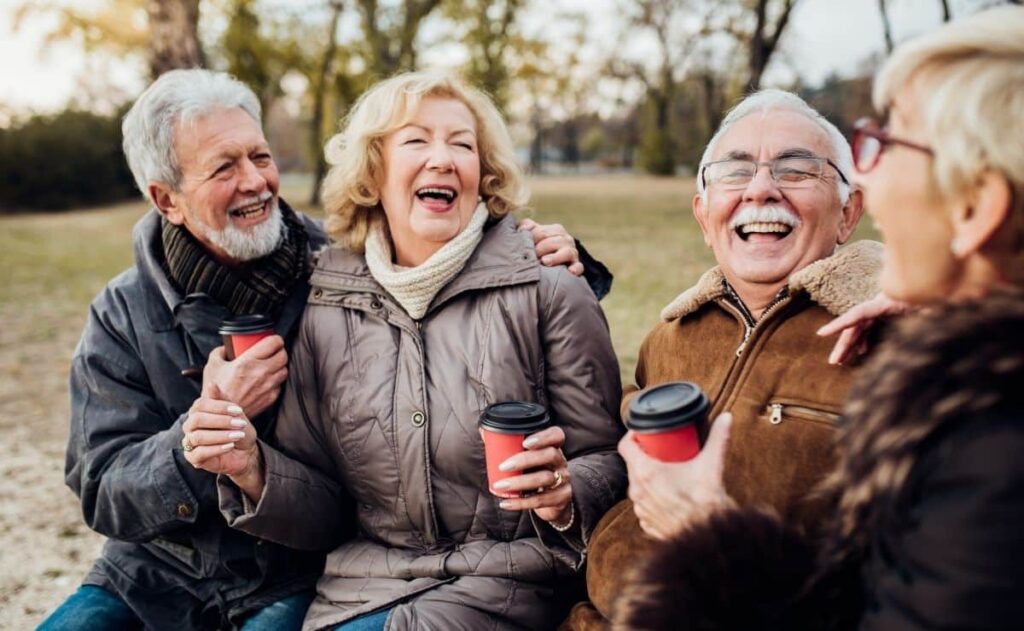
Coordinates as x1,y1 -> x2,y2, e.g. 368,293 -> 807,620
181,385 -> 265,501
493,426 -> 574,526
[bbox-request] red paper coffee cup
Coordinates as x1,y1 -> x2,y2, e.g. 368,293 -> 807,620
626,382 -> 710,462
479,402 -> 550,499
218,314 -> 275,360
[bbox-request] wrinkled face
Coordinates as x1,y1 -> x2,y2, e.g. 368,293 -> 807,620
694,110 -> 858,293
378,96 -> 482,266
163,107 -> 282,263
857,86 -> 957,302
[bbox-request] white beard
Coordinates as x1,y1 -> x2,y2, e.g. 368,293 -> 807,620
189,201 -> 285,262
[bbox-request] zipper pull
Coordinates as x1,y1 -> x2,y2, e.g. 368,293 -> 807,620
769,403 -> 783,425
736,325 -> 753,357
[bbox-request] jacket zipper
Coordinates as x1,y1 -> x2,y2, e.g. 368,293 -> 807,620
709,295 -> 796,420
767,403 -> 841,425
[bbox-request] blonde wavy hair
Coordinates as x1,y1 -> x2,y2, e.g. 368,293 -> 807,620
321,72 -> 528,252
874,6 -> 1024,250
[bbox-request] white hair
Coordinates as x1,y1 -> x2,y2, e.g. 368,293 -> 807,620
874,6 -> 1024,244
122,69 -> 262,197
696,89 -> 852,205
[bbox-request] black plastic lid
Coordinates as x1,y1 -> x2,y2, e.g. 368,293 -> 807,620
219,314 -> 274,335
626,382 -> 709,432
479,402 -> 550,434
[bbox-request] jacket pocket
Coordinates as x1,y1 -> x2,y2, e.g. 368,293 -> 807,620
765,400 -> 841,428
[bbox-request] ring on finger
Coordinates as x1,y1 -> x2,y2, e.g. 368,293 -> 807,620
550,470 -> 566,490
182,432 -> 196,452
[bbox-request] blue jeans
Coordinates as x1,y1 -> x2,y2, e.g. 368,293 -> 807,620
332,608 -> 392,630
36,586 -> 141,631
240,591 -> 315,630
37,585 -> 313,631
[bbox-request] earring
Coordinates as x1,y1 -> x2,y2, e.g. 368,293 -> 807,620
950,237 -> 965,256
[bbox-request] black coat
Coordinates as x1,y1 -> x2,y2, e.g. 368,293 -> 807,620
612,291 -> 1024,631
66,205 -> 327,631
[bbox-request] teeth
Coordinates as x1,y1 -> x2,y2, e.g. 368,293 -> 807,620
417,187 -> 456,202
740,222 -> 792,235
231,200 -> 266,217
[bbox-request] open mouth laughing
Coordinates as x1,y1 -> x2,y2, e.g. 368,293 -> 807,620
415,185 -> 458,211
729,206 -> 801,243
228,192 -> 273,223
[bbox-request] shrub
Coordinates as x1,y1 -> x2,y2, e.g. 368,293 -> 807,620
0,108 -> 138,212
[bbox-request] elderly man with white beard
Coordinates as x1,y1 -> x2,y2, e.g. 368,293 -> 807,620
41,69 -> 606,631
561,90 -> 882,631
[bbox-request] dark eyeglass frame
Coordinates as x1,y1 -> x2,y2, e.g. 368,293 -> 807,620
700,156 -> 850,190
852,117 -> 934,173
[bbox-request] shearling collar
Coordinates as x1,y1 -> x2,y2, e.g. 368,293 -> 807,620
660,240 -> 883,322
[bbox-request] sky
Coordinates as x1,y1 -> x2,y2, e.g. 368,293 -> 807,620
0,0 -> 949,116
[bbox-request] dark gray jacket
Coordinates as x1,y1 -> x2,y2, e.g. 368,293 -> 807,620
66,206 -> 327,630
221,215 -> 626,630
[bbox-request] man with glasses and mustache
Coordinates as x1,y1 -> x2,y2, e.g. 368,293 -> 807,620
42,69 -> 605,631
563,90 -> 881,630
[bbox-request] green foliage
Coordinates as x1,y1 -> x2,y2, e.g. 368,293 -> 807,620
0,109 -> 137,212
638,96 -> 676,176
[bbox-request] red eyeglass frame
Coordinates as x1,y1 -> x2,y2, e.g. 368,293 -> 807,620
852,117 -> 934,173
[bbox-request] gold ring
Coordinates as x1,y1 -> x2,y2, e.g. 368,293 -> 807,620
550,470 -> 565,490
182,433 -> 196,452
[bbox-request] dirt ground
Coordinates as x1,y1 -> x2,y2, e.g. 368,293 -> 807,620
0,292 -> 107,629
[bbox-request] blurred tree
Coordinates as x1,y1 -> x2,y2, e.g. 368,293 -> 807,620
743,0 -> 798,92
220,0 -> 284,110
0,110 -> 137,211
13,0 -> 149,60
356,0 -> 445,78
617,0 -> 707,175
878,0 -> 895,53
308,0 -> 346,204
148,0 -> 205,75
442,0 -> 526,113
15,0 -> 202,77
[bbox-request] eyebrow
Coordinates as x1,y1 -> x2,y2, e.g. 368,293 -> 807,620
400,124 -> 476,137
774,147 -> 819,160
722,149 -> 755,161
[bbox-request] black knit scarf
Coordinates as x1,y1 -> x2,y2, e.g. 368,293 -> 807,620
161,202 -> 310,317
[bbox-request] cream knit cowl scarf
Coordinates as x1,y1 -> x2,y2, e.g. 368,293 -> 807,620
364,204 -> 489,319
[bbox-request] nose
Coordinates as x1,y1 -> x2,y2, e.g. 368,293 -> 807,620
426,141 -> 454,172
238,157 -> 268,193
742,163 -> 783,205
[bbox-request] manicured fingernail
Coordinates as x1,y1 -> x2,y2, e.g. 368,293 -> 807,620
230,418 -> 248,428
522,436 -> 538,449
493,480 -> 511,490
228,431 -> 245,440
222,443 -> 235,451
498,459 -> 517,472
228,405 -> 243,415
499,501 -> 512,509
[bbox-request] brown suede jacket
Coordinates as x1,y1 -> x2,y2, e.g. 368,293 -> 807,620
562,240 -> 882,630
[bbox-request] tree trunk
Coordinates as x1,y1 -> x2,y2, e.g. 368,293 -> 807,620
744,0 -> 797,94
878,0 -> 894,53
309,1 -> 344,206
146,0 -> 203,78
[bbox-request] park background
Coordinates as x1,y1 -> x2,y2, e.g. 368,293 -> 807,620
0,0 -> 1014,627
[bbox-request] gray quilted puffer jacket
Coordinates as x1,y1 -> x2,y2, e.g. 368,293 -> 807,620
220,215 -> 626,630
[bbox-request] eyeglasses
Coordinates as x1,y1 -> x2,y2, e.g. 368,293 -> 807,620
701,156 -> 849,191
851,117 -> 934,173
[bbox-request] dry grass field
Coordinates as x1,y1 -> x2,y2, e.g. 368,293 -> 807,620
0,174 -> 877,629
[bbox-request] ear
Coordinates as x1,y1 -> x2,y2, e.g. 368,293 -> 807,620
951,171 -> 1013,258
149,182 -> 186,226
692,193 -> 712,248
836,187 -> 865,245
